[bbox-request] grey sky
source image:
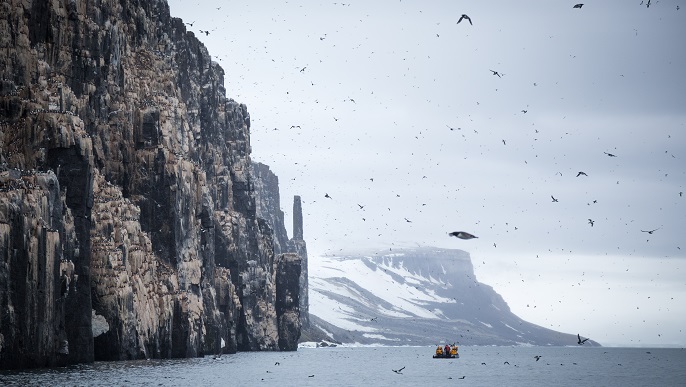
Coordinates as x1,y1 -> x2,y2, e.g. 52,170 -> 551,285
167,0 -> 686,346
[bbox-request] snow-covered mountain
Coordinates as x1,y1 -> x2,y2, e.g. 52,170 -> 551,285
309,247 -> 597,346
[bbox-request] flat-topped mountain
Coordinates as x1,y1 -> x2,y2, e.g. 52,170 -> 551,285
309,247 -> 599,347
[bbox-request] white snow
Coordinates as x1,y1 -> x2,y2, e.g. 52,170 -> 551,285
309,255 -> 459,332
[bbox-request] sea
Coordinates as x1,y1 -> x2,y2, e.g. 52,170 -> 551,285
1,346 -> 685,387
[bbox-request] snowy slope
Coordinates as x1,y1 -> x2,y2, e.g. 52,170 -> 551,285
309,247 -> 594,346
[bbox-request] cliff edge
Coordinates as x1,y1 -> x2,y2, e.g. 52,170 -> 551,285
0,0 -> 301,369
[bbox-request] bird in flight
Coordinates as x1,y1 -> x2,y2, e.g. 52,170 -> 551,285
457,14 -> 472,25
578,334 -> 590,345
551,195 -> 559,202
641,228 -> 659,234
534,355 -> 542,361
573,4 -> 584,8
489,69 -> 502,78
324,193 -> 332,199
404,218 -> 412,223
449,231 -> 478,240
357,204 -> 365,209
521,110 -> 528,114
392,366 -> 405,374
576,171 -> 588,177
290,125 -> 301,129
604,152 -> 617,157
588,219 -> 594,227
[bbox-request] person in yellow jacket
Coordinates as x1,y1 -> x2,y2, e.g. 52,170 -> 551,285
435,345 -> 443,356
450,345 -> 458,356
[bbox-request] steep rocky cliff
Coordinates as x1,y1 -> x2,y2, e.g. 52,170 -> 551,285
252,163 -> 308,329
1,0 -> 302,369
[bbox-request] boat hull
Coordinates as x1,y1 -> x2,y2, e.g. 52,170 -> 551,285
433,353 -> 459,359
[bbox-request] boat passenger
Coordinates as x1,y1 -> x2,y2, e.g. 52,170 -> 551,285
435,345 -> 443,356
450,345 -> 458,356
444,345 -> 450,357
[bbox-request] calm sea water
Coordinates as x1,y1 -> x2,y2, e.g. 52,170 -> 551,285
1,346 -> 685,386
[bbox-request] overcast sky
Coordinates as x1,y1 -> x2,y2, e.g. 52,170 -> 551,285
167,0 -> 686,346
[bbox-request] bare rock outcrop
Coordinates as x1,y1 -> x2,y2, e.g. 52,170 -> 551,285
1,0 -> 303,369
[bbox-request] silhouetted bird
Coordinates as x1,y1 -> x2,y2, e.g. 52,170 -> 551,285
578,334 -> 589,345
325,193 -> 332,199
357,204 -> 365,209
604,152 -> 617,157
576,171 -> 588,177
458,376 -> 466,379
457,14 -> 472,25
521,110 -> 528,113
392,366 -> 405,374
641,228 -> 659,234
551,195 -> 559,202
534,355 -> 542,361
404,218 -> 412,223
490,69 -> 502,78
573,4 -> 584,8
449,231 -> 478,240
300,67 -> 307,72
588,219 -> 594,227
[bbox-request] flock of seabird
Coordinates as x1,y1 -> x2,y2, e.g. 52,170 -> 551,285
173,1 -> 679,374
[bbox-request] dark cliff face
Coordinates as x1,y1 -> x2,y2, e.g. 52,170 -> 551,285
1,0 -> 302,369
252,163 -> 308,336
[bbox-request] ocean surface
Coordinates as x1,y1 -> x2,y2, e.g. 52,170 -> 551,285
1,346 -> 685,386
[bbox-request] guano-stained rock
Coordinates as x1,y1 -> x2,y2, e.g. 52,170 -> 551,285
1,0 -> 305,369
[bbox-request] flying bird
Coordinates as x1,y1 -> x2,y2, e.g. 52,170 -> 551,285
521,110 -> 528,114
404,218 -> 412,223
457,14 -> 472,25
489,69 -> 502,78
392,366 -> 405,374
357,204 -> 365,209
449,231 -> 478,240
573,4 -> 584,8
588,219 -> 594,227
534,355 -> 542,361
576,171 -> 588,177
604,152 -> 617,157
641,228 -> 659,234
324,193 -> 332,199
551,195 -> 559,202
578,334 -> 589,345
